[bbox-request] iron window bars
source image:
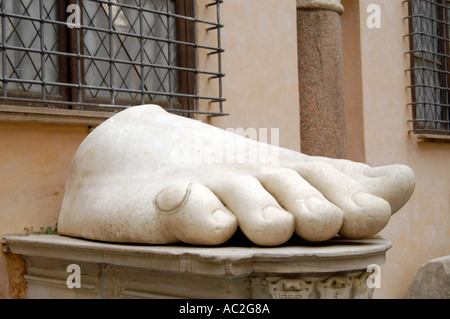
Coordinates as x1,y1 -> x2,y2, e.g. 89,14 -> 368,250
405,0 -> 450,135
0,0 -> 226,117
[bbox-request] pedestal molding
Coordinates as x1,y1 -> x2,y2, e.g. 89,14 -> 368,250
297,0 -> 344,14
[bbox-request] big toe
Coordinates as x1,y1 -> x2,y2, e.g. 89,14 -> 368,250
154,182 -> 238,245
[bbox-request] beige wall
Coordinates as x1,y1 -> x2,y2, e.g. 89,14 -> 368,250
0,122 -> 89,298
207,0 -> 301,152
342,0 -> 365,163
354,0 -> 450,298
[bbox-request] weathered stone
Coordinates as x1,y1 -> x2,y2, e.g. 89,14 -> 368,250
297,2 -> 347,158
297,0 -> 344,14
408,256 -> 450,299
2,234 -> 392,299
57,104 -> 415,246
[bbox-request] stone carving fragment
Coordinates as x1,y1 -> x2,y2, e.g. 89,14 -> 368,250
316,276 -> 352,299
268,278 -> 315,299
408,255 -> 450,299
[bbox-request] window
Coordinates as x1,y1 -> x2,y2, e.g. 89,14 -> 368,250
0,0 -> 226,118
405,0 -> 450,136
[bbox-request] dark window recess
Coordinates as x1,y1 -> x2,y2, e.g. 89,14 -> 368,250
405,0 -> 450,135
0,0 -> 226,117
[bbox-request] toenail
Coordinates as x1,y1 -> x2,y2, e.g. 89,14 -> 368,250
304,197 -> 325,210
211,209 -> 236,225
351,191 -> 375,208
153,183 -> 192,214
363,166 -> 391,178
261,205 -> 285,220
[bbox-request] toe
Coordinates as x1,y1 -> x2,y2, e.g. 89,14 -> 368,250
209,175 -> 295,246
339,191 -> 391,238
295,197 -> 343,241
257,168 -> 343,242
294,162 -> 391,239
360,164 -> 415,214
309,158 -> 415,215
154,183 -> 238,245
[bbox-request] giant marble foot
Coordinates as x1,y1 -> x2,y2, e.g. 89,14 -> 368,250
58,104 -> 415,246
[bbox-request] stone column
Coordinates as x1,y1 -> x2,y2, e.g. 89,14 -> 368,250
297,0 -> 347,159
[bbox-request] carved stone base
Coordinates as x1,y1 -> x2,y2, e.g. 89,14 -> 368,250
2,235 -> 391,299
255,272 -> 374,299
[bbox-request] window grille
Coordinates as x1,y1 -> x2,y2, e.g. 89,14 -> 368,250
0,0 -> 226,117
405,0 -> 450,135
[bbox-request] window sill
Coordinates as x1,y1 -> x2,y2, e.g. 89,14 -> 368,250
416,134 -> 450,143
0,105 -> 117,127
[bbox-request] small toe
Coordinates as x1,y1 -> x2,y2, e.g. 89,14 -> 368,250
338,191 -> 391,238
311,158 -> 416,215
294,162 -> 392,239
257,168 -> 343,242
360,164 -> 415,214
210,175 -> 295,246
296,197 -> 344,241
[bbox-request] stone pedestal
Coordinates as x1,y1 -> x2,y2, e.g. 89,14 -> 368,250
297,0 -> 347,158
2,234 -> 391,299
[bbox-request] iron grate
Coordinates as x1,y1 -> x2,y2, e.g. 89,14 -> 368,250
0,0 -> 226,117
404,0 -> 450,135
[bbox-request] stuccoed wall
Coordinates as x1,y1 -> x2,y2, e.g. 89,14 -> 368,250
355,0 -> 450,298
